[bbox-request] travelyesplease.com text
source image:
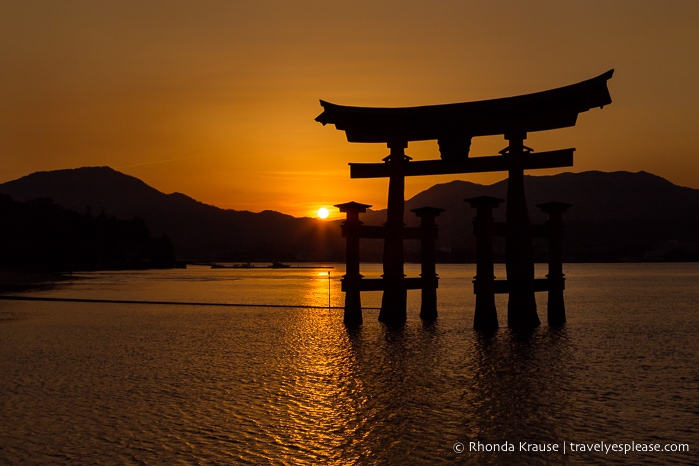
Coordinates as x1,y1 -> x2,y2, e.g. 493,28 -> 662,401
453,440 -> 690,455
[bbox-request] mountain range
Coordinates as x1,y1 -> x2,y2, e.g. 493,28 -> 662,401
0,167 -> 340,263
1,167 -> 698,263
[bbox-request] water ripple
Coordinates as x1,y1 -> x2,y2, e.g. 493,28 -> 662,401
1,264 -> 697,464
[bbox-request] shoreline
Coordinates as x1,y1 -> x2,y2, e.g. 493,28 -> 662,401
0,270 -> 75,293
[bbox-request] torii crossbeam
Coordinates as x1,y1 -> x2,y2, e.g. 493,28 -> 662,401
317,70 -> 613,327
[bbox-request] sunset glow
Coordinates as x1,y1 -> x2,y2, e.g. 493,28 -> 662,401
1,1 -> 698,217
317,208 -> 330,219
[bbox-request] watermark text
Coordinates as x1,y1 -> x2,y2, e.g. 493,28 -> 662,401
453,440 -> 689,455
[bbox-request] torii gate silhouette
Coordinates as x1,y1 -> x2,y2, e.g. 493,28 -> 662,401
317,70 -> 613,328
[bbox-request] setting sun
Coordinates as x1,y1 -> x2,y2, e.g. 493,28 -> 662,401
317,207 -> 329,219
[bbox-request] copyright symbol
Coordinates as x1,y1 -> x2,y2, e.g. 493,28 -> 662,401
453,442 -> 465,453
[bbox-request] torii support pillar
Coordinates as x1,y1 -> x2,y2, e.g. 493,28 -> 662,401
335,201 -> 371,327
537,201 -> 572,326
378,143 -> 410,326
466,196 -> 504,331
504,134 -> 540,329
411,206 -> 445,322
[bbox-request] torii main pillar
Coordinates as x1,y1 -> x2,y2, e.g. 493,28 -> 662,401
504,134 -> 540,328
379,143 -> 410,325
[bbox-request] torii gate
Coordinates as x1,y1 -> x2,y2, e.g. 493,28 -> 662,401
317,70 -> 613,328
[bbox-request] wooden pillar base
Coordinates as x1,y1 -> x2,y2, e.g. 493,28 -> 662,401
378,284 -> 407,326
473,277 -> 499,331
547,276 -> 566,326
507,290 -> 540,329
343,277 -> 364,327
420,276 -> 438,322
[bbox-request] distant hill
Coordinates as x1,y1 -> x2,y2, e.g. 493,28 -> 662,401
1,167 -> 698,262
0,167 -> 342,262
363,170 -> 699,262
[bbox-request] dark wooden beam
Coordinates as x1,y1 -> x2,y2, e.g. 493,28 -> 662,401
342,277 -> 429,292
492,223 -> 549,238
349,148 -> 574,179
357,225 -> 422,240
488,277 -> 564,294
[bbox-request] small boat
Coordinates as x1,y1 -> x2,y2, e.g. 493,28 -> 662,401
211,262 -> 253,269
268,261 -> 291,268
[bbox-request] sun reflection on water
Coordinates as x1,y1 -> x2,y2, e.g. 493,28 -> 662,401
2,265 -> 697,465
272,289 -> 371,463
303,270 -> 336,309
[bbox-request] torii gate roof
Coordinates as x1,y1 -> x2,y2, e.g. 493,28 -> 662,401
316,69 -> 613,144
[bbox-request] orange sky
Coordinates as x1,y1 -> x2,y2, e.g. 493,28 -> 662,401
1,1 -> 698,218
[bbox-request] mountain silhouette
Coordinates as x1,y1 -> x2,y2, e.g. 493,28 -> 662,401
1,167 -> 697,262
0,167 -> 341,262
383,171 -> 699,262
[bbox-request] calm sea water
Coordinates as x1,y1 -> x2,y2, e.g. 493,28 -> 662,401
1,263 -> 697,465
